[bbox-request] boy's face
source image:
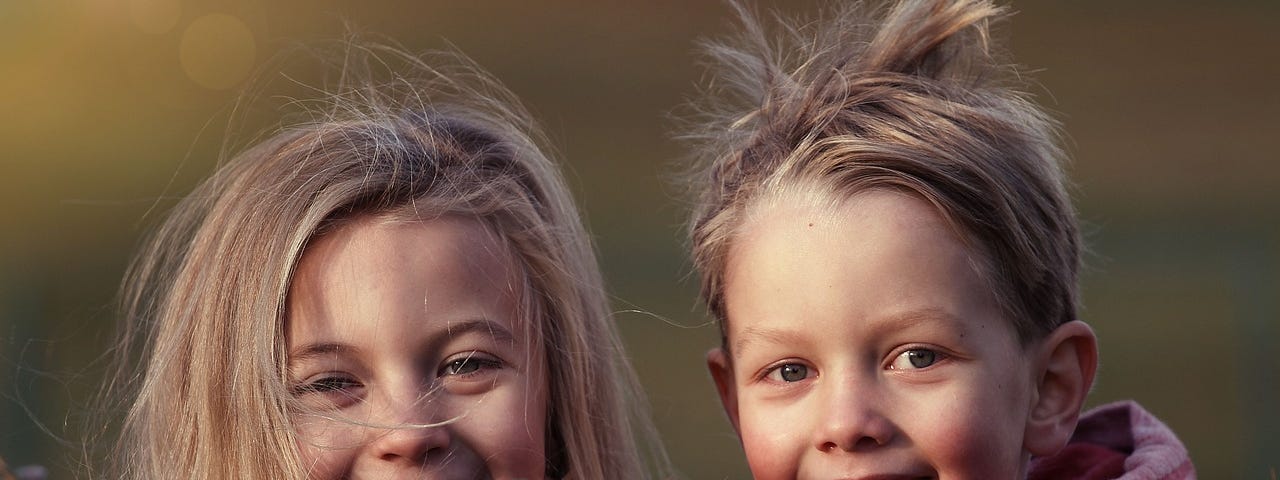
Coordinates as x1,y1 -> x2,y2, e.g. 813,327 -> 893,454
710,189 -> 1037,480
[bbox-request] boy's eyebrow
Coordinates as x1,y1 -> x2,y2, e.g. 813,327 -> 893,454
734,326 -> 809,357
732,308 -> 968,356
871,308 -> 968,337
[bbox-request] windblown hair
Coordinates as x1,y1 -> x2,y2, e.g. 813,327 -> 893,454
96,44 -> 669,479
685,0 -> 1080,345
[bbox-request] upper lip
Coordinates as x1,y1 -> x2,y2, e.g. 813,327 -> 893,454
832,474 -> 933,480
807,459 -> 935,480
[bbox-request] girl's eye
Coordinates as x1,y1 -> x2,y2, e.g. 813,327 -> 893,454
766,363 -> 812,383
292,375 -> 362,396
889,348 -> 944,370
440,352 -> 503,377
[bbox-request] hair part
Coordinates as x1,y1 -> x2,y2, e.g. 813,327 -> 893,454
98,43 -> 670,479
683,0 -> 1080,348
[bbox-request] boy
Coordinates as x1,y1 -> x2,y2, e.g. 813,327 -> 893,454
682,1 -> 1195,478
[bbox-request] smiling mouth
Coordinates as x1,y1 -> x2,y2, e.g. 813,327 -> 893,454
341,466 -> 494,480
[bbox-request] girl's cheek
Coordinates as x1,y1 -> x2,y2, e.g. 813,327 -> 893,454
470,383 -> 548,477
294,420 -> 361,479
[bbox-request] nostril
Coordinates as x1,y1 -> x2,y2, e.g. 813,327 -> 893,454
820,433 -> 888,453
856,435 -> 883,449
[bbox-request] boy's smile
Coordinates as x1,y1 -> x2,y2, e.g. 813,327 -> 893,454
709,189 -> 1040,480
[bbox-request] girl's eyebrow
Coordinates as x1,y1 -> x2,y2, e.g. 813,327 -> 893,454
438,318 -> 516,344
289,318 -> 517,364
289,342 -> 358,364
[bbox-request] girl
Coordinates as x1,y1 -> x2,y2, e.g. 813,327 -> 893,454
98,45 -> 669,479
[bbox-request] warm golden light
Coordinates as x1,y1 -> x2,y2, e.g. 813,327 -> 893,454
179,14 -> 256,90
129,0 -> 180,35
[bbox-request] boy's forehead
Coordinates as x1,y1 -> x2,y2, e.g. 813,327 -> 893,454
730,189 -> 958,276
722,189 -> 1016,356
738,187 -> 950,240
735,188 -> 999,297
738,184 -> 842,232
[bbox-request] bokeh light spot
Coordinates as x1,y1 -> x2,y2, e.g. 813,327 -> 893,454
179,14 -> 256,90
129,0 -> 180,34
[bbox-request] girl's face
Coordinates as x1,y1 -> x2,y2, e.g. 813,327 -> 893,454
286,215 -> 548,479
708,189 -> 1037,480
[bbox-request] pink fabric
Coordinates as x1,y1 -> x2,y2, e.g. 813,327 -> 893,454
1029,401 -> 1195,480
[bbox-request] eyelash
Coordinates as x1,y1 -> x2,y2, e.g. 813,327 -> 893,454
886,346 -> 948,370
755,346 -> 949,383
292,374 -> 362,397
438,352 -> 504,378
290,351 -> 503,397
759,361 -> 815,384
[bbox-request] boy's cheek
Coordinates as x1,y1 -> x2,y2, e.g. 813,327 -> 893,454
736,398 -> 805,480
905,386 -> 1027,478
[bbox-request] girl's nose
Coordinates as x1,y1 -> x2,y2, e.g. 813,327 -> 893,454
814,377 -> 898,452
371,422 -> 452,465
369,384 -> 453,465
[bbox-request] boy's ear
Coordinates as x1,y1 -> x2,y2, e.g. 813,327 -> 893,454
706,347 -> 741,434
1024,320 -> 1099,456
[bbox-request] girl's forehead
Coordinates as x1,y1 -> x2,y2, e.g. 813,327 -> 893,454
307,214 -> 519,282
285,215 -> 537,349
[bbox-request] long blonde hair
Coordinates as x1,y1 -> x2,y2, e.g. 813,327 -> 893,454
98,44 -> 669,479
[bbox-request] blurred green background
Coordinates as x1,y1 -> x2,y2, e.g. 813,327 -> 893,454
2,0 -> 1277,478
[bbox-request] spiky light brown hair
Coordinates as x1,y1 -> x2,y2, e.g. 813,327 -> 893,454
684,0 -> 1080,347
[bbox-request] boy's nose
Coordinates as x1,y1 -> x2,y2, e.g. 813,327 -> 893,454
814,378 -> 897,452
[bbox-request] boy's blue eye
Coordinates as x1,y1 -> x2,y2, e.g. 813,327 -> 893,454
780,364 -> 807,381
889,348 -> 943,370
767,363 -> 810,382
908,350 -> 935,368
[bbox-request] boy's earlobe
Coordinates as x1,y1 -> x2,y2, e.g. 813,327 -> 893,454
706,347 -> 741,435
1024,320 -> 1099,457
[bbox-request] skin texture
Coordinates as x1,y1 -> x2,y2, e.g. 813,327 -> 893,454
707,189 -> 1098,480
286,215 -> 547,480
